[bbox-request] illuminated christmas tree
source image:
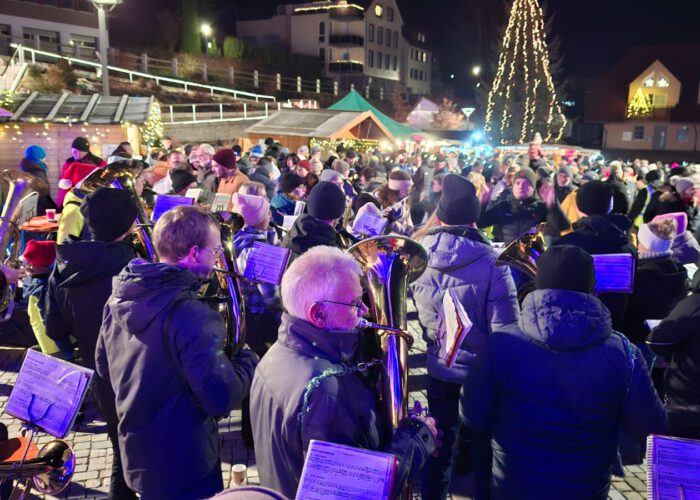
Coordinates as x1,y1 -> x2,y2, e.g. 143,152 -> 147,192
627,88 -> 652,118
484,0 -> 567,145
140,100 -> 164,148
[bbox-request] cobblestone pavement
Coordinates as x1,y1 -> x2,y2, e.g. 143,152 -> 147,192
0,300 -> 649,499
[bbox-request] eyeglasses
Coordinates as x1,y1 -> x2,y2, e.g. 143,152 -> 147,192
200,245 -> 223,258
314,299 -> 365,310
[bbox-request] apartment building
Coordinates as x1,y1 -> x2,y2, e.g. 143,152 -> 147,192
236,0 -> 433,97
0,0 -> 100,56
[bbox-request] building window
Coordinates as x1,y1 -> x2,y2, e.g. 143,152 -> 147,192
633,126 -> 645,140
319,47 -> 325,63
410,68 -> 415,80
387,7 -> 394,22
677,126 -> 689,142
386,30 -> 391,47
377,51 -> 382,69
368,50 -> 374,68
377,27 -> 383,45
393,55 -> 397,70
423,52 -> 427,63
393,31 -> 398,48
375,4 -> 383,17
385,53 -> 390,69
643,74 -> 655,88
657,75 -> 670,88
368,24 -> 374,43
319,21 -> 325,42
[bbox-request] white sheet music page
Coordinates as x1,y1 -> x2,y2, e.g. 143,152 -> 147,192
5,350 -> 93,438
212,193 -> 232,213
296,440 -> 396,500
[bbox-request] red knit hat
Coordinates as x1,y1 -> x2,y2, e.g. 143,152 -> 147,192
212,148 -> 237,170
22,240 -> 57,269
58,162 -> 101,191
297,159 -> 312,173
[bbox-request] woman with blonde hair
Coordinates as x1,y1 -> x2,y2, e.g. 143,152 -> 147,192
374,170 -> 414,235
238,181 -> 268,197
468,171 -> 491,206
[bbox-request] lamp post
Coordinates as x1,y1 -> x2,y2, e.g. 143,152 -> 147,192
91,0 -> 121,97
201,23 -> 212,55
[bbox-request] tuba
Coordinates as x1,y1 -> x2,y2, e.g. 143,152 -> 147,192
347,235 -> 428,431
212,212 -> 246,356
0,439 -> 75,496
495,222 -> 547,279
0,170 -> 49,317
79,160 -> 156,261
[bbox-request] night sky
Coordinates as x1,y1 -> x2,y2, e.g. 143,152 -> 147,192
112,0 -> 700,91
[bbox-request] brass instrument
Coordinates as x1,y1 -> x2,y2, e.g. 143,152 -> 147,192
0,439 -> 75,497
495,222 -> 547,279
347,236 -> 428,431
212,212 -> 246,356
80,160 -> 156,261
0,170 -> 49,317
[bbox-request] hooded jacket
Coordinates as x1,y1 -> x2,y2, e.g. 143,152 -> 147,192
281,213 -> 342,258
477,197 -> 569,244
250,313 -> 436,499
463,289 -> 667,499
648,273 -> 700,438
553,214 -> 636,329
411,227 -> 519,382
95,260 -> 258,497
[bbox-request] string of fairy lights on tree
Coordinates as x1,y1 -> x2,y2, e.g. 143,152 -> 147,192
484,0 -> 567,145
627,88 -> 652,118
139,100 -> 164,148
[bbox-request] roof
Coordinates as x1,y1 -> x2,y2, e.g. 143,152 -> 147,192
329,90 -> 420,138
584,44 -> 700,123
2,93 -> 153,124
244,108 -> 396,141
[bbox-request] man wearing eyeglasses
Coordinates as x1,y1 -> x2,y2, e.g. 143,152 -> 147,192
96,206 -> 258,500
249,245 -> 437,499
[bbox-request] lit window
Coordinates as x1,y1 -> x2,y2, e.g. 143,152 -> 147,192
375,4 -> 383,17
657,76 -> 670,88
643,75 -> 655,88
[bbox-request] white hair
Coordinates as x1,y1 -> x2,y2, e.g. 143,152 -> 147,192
199,143 -> 215,156
281,246 -> 362,319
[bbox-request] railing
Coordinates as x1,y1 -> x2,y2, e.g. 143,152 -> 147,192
10,43 -> 277,103
165,102 -> 276,124
329,35 -> 365,46
328,61 -> 364,73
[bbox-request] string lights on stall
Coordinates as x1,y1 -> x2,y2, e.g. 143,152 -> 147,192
484,0 -> 566,145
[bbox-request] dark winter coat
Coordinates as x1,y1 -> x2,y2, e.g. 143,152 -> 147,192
249,170 -> 277,200
19,158 -> 56,215
644,188 -> 700,235
463,289 -> 667,499
620,254 -> 687,345
250,313 -> 436,499
648,274 -> 700,438
553,214 -> 636,329
95,260 -> 258,497
281,213 -> 342,258
554,183 -> 574,204
477,197 -> 569,244
606,174 -> 631,215
411,226 -> 519,383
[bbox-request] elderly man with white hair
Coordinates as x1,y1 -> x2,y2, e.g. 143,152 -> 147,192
250,245 -> 437,499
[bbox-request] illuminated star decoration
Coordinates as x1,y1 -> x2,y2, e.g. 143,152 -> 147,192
484,0 -> 567,145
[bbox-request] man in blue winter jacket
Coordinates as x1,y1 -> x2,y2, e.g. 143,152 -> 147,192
462,245 -> 667,499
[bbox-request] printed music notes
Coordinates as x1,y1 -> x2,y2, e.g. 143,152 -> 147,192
646,434 -> 700,499
296,440 -> 396,500
5,350 -> 93,438
243,242 -> 291,285
592,253 -> 635,294
211,193 -> 232,213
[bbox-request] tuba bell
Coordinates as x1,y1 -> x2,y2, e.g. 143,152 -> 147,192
347,235 -> 428,431
495,222 -> 547,279
0,439 -> 75,496
80,160 -> 156,261
0,169 -> 49,317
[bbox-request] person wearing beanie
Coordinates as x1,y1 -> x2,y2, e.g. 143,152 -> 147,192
644,176 -> 700,237
554,180 -> 635,330
478,167 -> 569,245
554,165 -> 576,204
411,174 -> 519,499
59,137 -> 106,207
250,144 -> 264,163
628,169 -> 664,227
270,174 -> 306,225
46,187 -> 143,500
249,157 -> 280,201
605,161 -> 634,215
282,182 -> 346,258
295,159 -> 312,177
621,219 -> 687,352
463,244 -> 666,498
212,148 -> 250,199
20,145 -> 57,216
169,169 -> 198,196
188,144 -> 218,205
21,240 -> 61,356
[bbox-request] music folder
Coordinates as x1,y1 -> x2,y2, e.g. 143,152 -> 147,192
592,253 -> 635,294
646,434 -> 700,499
151,194 -> 195,222
243,242 -> 291,285
441,289 -> 473,368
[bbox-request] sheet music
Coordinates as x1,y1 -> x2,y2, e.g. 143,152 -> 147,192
283,215 -> 299,230
646,319 -> 662,330
296,440 -> 396,500
352,210 -> 387,238
243,242 -> 291,285
5,350 -> 93,438
294,201 -> 306,216
441,289 -> 473,368
184,188 -> 203,201
18,192 -> 38,226
151,195 -> 195,222
212,193 -> 232,213
592,254 -> 635,293
647,434 -> 700,499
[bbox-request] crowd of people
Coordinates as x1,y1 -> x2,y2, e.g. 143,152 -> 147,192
3,132 -> 700,500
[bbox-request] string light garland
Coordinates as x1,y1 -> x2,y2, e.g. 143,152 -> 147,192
484,0 -> 566,145
309,138 -> 380,156
140,101 -> 164,148
627,88 -> 652,118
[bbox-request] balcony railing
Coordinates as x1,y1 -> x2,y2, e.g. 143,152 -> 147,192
329,8 -> 365,21
328,61 -> 364,74
329,35 -> 364,47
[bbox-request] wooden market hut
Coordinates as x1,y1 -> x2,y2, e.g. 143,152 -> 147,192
244,108 -> 397,155
0,92 -> 154,197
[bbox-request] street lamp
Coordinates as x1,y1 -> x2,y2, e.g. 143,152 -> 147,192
90,0 -> 121,97
201,23 -> 212,54
472,65 -> 481,77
